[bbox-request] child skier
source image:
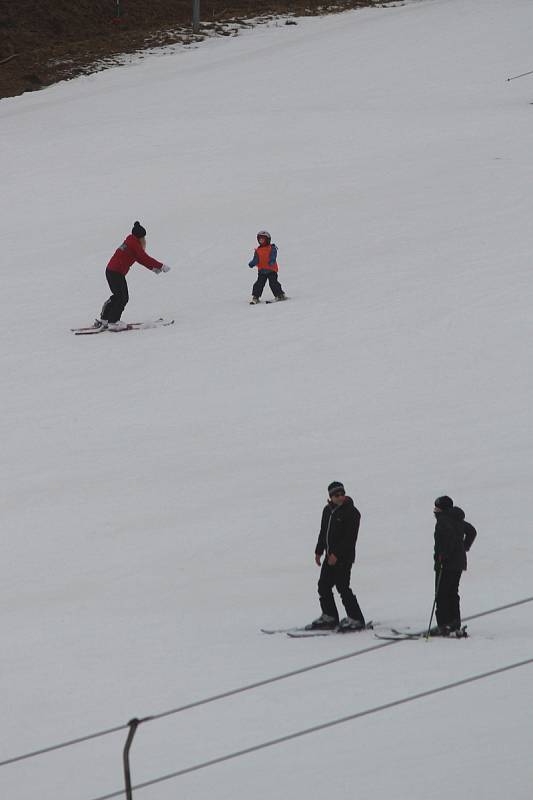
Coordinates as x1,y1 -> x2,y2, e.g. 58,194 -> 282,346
248,230 -> 286,304
96,221 -> 171,331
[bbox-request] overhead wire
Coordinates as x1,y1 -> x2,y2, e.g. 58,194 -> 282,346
1,594 -> 531,770
88,656 -> 533,800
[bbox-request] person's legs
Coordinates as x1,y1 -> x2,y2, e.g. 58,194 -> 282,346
436,569 -> 461,628
317,562 -> 340,622
101,269 -> 129,322
448,570 -> 462,629
252,271 -> 268,299
334,563 -> 365,624
267,271 -> 285,298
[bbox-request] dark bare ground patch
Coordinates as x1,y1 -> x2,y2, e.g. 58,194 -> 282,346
0,1 -> 387,99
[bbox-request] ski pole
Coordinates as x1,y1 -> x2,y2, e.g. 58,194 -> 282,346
425,563 -> 443,640
507,69 -> 533,82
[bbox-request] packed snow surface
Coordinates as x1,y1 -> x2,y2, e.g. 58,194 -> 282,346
1,0 -> 532,798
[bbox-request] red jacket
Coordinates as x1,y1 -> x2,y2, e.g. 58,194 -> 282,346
107,234 -> 163,276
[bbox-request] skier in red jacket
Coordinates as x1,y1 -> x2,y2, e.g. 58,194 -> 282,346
96,221 -> 171,331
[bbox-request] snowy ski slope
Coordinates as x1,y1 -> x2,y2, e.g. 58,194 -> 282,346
1,1 -> 532,798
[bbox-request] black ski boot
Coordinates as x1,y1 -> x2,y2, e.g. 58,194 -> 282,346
305,614 -> 338,631
338,617 -> 366,632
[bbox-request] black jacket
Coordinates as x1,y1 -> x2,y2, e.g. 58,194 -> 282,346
451,506 -> 477,570
434,509 -> 466,572
315,496 -> 361,564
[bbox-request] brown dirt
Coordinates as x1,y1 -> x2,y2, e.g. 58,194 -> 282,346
0,1 -> 380,100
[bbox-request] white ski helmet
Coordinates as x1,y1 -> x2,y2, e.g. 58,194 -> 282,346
257,230 -> 271,244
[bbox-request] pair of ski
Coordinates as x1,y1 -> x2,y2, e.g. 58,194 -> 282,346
71,318 -> 174,335
261,621 -> 374,638
262,622 -> 467,640
374,626 -> 468,641
250,297 -> 290,305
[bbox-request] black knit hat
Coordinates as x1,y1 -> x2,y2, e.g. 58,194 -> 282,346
328,481 -> 345,496
434,495 -> 453,511
132,221 -> 146,238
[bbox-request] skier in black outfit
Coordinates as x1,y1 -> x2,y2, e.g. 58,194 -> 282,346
433,496 -> 476,634
309,481 -> 366,631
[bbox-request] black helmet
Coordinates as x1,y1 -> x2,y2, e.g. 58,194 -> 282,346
434,495 -> 454,511
257,230 -> 271,244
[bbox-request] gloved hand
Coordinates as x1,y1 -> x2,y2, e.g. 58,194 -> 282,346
153,268 -> 162,275
161,264 -> 171,273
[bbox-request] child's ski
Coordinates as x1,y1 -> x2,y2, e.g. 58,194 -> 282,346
249,297 -> 291,305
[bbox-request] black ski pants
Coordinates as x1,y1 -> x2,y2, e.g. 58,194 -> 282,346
318,560 -> 365,624
252,269 -> 284,299
101,269 -> 129,323
435,568 -> 462,629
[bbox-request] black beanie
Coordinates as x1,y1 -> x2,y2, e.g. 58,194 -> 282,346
328,481 -> 345,496
434,495 -> 453,511
132,221 -> 146,238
